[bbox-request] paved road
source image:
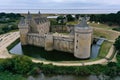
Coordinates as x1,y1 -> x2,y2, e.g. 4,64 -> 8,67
0,32 -> 20,58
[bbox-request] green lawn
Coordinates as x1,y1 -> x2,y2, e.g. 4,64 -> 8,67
66,21 -> 79,25
98,41 -> 113,58
89,23 -> 114,30
93,27 -> 120,40
89,23 -> 118,30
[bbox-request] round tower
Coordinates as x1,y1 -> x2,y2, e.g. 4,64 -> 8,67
74,17 -> 93,59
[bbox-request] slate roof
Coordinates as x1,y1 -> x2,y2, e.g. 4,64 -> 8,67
76,17 -> 88,27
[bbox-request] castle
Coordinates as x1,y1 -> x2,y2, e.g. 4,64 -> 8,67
18,12 -> 93,59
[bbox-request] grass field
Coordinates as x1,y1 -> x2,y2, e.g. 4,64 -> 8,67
98,41 -> 113,58
93,28 -> 120,40
89,23 -> 116,30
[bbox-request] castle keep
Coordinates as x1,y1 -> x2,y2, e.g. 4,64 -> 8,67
18,12 -> 93,59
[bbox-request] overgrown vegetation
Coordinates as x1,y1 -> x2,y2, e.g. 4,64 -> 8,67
114,36 -> 120,54
0,54 -> 119,78
0,71 -> 26,80
0,13 -> 22,34
7,38 -> 20,50
112,27 -> 120,31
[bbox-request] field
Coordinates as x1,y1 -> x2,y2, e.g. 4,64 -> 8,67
98,41 -> 113,58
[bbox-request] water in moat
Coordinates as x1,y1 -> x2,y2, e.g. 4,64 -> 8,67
9,38 -> 104,61
27,74 -> 120,80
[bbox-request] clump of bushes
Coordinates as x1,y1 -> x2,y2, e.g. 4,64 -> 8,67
0,55 -> 107,76
112,28 -> 120,31
0,55 -> 33,74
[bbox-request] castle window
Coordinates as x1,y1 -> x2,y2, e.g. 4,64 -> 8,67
77,40 -> 78,42
77,34 -> 79,37
76,46 -> 78,49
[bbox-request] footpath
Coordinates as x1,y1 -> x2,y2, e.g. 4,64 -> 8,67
0,32 -> 19,58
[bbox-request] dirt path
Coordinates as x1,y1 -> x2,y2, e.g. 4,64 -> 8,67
0,32 -> 19,58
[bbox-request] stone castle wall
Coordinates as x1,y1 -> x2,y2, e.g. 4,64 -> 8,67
37,22 -> 50,34
27,33 -> 74,53
27,33 -> 45,47
53,35 -> 74,53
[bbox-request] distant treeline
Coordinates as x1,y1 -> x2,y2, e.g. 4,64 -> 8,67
0,13 -> 22,19
0,13 -> 22,34
89,11 -> 120,26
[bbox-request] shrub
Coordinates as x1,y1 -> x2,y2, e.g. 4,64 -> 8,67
0,59 -> 12,71
112,28 -> 120,31
0,71 -> 26,80
107,62 -> 117,67
114,36 -> 120,50
10,55 -> 33,74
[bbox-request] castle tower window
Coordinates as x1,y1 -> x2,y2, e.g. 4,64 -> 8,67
76,40 -> 78,42
76,46 -> 78,49
77,34 -> 79,37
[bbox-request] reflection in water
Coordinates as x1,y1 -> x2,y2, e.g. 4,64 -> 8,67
10,42 -> 23,55
9,40 -> 102,60
27,74 -> 98,80
27,74 -> 120,80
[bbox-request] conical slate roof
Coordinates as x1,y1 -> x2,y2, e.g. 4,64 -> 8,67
76,17 -> 88,27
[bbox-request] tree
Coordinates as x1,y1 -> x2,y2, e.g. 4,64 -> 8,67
66,14 -> 75,22
75,14 -> 80,20
56,15 -> 65,24
114,36 -> 120,51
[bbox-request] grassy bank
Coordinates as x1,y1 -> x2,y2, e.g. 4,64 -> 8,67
7,38 -> 20,50
98,41 -> 113,58
0,55 -> 119,77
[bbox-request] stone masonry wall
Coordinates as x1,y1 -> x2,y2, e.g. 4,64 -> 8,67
27,33 -> 74,53
27,33 -> 45,47
53,34 -> 74,53
37,22 -> 50,34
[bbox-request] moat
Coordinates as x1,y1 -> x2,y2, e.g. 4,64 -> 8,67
9,38 -> 104,61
